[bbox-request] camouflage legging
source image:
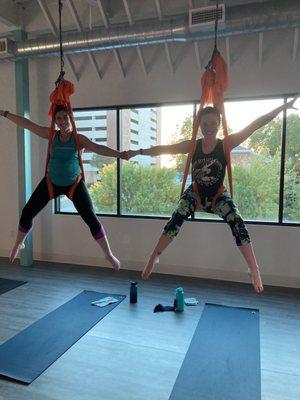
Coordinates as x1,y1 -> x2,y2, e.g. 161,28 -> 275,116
163,185 -> 251,246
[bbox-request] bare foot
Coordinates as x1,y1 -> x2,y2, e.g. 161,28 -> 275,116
248,267 -> 264,293
105,253 -> 121,270
142,255 -> 159,280
9,242 -> 25,263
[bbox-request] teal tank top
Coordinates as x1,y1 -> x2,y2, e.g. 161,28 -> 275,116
47,132 -> 81,186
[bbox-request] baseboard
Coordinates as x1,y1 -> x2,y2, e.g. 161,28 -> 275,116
1,250 -> 299,289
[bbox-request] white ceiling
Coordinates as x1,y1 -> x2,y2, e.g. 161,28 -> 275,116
0,0 -> 298,82
0,0 -> 276,35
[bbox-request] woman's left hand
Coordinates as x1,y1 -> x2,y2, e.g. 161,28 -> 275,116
284,96 -> 298,110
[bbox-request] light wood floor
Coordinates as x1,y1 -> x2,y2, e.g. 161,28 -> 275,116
0,257 -> 299,400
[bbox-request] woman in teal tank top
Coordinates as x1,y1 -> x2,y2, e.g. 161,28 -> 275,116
47,130 -> 81,186
2,105 -> 126,269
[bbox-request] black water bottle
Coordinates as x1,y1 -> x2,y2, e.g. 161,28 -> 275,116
130,281 -> 138,303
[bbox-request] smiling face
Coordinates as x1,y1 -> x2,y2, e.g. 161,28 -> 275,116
55,109 -> 70,131
200,112 -> 220,137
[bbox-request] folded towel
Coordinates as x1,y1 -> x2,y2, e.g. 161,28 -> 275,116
91,296 -> 119,307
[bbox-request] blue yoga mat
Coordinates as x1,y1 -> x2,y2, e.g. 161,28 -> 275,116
169,303 -> 261,400
0,290 -> 125,384
0,278 -> 27,295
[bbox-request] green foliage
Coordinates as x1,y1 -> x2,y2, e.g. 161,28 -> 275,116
283,158 -> 300,222
249,114 -> 300,173
121,163 -> 180,215
233,154 -> 280,221
248,118 -> 281,157
286,114 -> 300,173
89,163 -> 117,213
170,115 -> 193,173
89,163 -> 181,215
246,113 -> 300,221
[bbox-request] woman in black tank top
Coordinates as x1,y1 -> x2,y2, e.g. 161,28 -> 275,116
123,97 -> 297,293
192,138 -> 227,200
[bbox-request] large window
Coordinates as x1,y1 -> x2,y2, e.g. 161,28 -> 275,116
56,97 -> 299,226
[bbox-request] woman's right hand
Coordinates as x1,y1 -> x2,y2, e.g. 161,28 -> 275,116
0,110 -> 7,117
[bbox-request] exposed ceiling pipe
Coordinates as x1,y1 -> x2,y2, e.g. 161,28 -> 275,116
2,0 -> 300,60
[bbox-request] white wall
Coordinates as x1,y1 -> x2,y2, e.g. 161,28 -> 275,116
0,30 -> 300,287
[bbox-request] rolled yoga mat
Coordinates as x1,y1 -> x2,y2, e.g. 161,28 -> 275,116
169,303 -> 261,400
0,290 -> 125,384
0,278 -> 27,295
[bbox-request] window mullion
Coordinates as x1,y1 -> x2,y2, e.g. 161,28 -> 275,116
278,97 -> 287,224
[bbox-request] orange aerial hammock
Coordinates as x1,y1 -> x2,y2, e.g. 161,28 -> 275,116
180,0 -> 233,212
45,0 -> 85,200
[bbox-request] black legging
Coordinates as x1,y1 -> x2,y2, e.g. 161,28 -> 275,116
19,177 -> 105,239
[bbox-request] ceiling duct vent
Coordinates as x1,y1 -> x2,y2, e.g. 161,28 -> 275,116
0,38 -> 15,58
189,4 -> 225,30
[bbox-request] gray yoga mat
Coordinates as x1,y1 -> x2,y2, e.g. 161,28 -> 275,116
0,290 -> 125,384
169,303 -> 261,400
0,278 -> 27,295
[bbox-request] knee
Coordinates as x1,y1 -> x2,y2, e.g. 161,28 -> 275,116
230,215 -> 251,246
89,219 -> 101,237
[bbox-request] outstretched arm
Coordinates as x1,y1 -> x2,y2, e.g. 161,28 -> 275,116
78,134 -> 124,158
123,140 -> 191,159
0,110 -> 49,139
227,97 -> 298,150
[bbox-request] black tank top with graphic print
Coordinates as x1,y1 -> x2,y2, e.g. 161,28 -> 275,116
192,138 -> 227,198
